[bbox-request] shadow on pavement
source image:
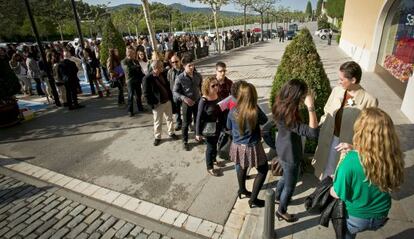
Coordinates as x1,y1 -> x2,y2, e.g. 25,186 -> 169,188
387,228 -> 414,239
0,184 -> 52,205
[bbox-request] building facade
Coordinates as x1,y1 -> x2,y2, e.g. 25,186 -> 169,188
340,0 -> 414,122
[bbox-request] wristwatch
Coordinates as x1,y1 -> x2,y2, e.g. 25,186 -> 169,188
307,106 -> 315,112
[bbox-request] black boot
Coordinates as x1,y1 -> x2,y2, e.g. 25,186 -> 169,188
236,166 -> 251,199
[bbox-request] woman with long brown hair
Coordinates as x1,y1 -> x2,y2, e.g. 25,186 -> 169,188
272,79 -> 319,222
331,108 -> 404,239
107,48 -> 125,104
227,82 -> 268,208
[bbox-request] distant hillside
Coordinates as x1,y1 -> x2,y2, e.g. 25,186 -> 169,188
108,3 -> 243,16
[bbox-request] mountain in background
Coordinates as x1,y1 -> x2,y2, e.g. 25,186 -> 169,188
108,3 -> 243,16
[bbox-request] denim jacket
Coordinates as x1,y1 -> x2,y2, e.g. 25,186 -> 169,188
227,107 -> 268,145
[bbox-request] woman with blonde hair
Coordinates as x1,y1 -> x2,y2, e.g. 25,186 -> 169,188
227,82 -> 268,207
195,76 -> 225,176
331,107 -> 404,239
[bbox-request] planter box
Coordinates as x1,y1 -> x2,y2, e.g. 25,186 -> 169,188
401,75 -> 414,123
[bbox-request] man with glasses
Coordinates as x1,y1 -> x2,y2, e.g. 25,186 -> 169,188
215,61 -> 233,101
173,55 -> 202,151
167,55 -> 184,131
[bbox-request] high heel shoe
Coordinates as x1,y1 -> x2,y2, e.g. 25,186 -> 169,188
238,190 -> 252,199
275,211 -> 297,223
248,199 -> 265,208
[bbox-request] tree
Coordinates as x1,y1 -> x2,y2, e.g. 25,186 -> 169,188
232,0 -> 252,44
190,0 -> 229,54
326,0 -> 346,19
305,0 -> 313,20
316,0 -> 323,17
251,0 -> 276,41
100,18 -> 126,67
270,28 -> 331,153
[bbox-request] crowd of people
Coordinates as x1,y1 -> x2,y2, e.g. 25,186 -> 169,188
3,36 -> 405,238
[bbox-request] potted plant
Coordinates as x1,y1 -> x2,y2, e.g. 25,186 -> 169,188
0,48 -> 22,127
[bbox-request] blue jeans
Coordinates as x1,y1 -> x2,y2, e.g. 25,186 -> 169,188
275,160 -> 300,214
127,80 -> 143,113
345,215 -> 388,239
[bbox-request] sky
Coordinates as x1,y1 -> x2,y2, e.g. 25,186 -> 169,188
84,0 -> 318,12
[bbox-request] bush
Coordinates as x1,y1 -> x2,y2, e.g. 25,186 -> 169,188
270,28 -> 331,153
336,32 -> 341,44
317,14 -> 330,29
100,18 -> 126,66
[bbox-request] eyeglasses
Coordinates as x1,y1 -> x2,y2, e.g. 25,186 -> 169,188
211,84 -> 218,88
171,61 -> 179,64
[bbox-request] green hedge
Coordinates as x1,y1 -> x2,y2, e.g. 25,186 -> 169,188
100,18 -> 126,66
270,28 -> 331,153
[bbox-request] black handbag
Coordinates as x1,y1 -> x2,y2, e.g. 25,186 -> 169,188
109,79 -> 120,88
271,158 -> 283,176
217,131 -> 232,160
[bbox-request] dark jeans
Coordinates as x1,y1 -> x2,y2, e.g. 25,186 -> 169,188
236,163 -> 268,201
127,80 -> 143,113
182,101 -> 198,143
64,80 -> 79,107
33,78 -> 45,96
275,160 -> 300,214
116,77 -> 125,104
205,136 -> 219,170
88,75 -> 96,95
345,215 -> 388,239
173,100 -> 182,127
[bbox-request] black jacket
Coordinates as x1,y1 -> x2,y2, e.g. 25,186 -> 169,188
143,73 -> 173,108
305,177 -> 347,239
58,59 -> 78,83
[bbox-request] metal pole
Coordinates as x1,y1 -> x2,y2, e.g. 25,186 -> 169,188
263,189 -> 275,239
70,0 -> 84,49
23,0 -> 61,107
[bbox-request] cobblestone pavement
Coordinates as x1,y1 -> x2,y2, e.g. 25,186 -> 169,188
0,173 -> 171,239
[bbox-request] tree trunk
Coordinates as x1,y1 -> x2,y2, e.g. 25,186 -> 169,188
128,26 -> 132,37
260,13 -> 264,41
213,10 -> 221,54
135,25 -> 139,38
141,0 -> 157,51
58,23 -> 64,42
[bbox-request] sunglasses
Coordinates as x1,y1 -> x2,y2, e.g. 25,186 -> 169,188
211,84 -> 218,88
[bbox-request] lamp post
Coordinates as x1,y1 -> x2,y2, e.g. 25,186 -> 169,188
23,0 -> 61,107
70,0 -> 85,48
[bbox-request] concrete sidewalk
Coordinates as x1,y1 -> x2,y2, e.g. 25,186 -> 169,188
236,22 -> 414,239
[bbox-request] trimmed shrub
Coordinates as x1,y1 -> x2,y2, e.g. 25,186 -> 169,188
100,18 -> 126,66
317,14 -> 330,30
270,28 -> 331,153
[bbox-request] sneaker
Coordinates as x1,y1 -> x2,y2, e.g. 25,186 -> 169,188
169,134 -> 179,140
153,139 -> 161,146
183,143 -> 190,151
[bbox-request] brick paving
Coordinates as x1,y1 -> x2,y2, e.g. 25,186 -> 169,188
0,174 -> 171,239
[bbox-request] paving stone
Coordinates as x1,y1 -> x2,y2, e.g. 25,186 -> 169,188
0,220 -> 7,228
8,201 -> 29,213
142,228 -> 152,235
38,228 -> 57,239
100,213 -> 111,220
81,207 -> 94,216
0,227 -> 11,237
69,205 -> 86,217
160,236 -> 172,239
148,232 -> 161,239
128,225 -> 143,237
84,210 -> 101,224
85,218 -> 104,234
97,216 -> 117,234
112,194 -> 132,207
6,207 -> 28,221
54,176 -> 74,187
0,204 -> 14,214
56,199 -> 73,210
74,232 -> 89,239
66,222 -> 88,239
69,201 -> 80,208
136,233 -> 148,239
41,194 -> 58,205
160,209 -> 180,225
7,214 -> 29,228
146,204 -> 166,220
173,213 -> 188,228
50,227 -> 70,239
41,200 -> 60,212
41,208 -> 59,221
115,222 -> 134,238
113,219 -> 126,230
52,215 -> 73,230
34,218 -> 58,235
89,232 -> 102,239
135,201 -> 155,216
25,210 -> 45,224
27,196 -> 47,209
67,214 -> 85,228
101,190 -> 121,204
4,223 -> 26,238
196,220 -> 218,238
183,216 -> 202,233
55,205 -> 73,219
19,219 -> 43,236
124,198 -> 141,211
101,228 -> 117,239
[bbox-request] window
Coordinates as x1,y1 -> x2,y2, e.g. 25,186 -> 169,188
377,0 -> 414,82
